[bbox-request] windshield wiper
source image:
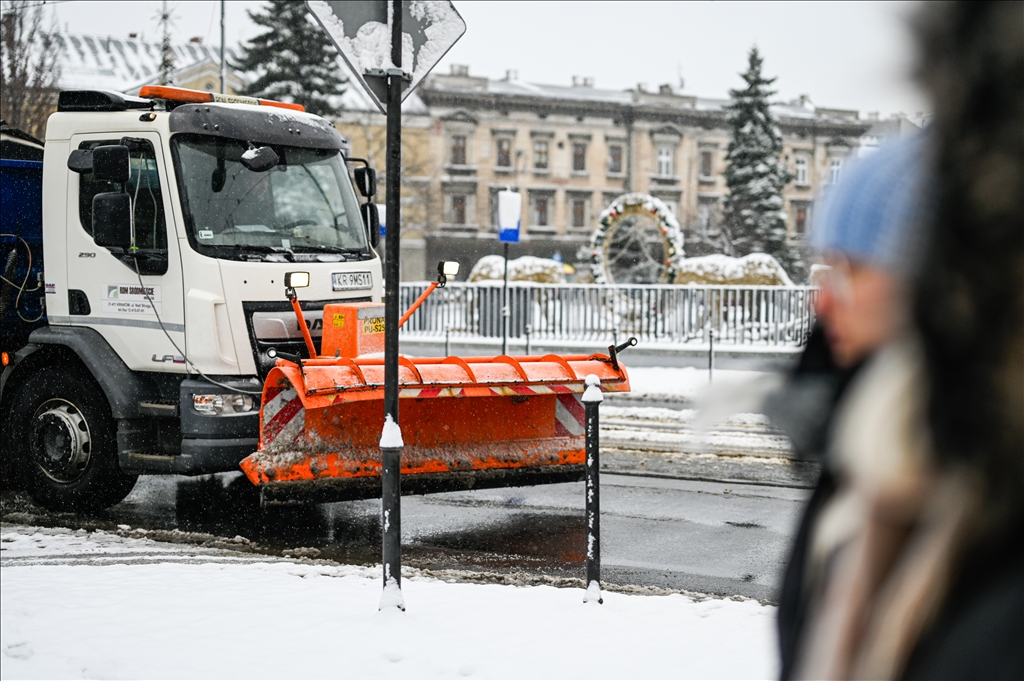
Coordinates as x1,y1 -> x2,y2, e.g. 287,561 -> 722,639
211,244 -> 296,261
290,244 -> 366,254
290,245 -> 370,259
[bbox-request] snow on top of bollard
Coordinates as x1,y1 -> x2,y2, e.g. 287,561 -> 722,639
379,414 -> 404,448
582,374 -> 604,403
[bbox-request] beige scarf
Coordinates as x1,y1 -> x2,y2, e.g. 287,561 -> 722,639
794,340 -> 981,681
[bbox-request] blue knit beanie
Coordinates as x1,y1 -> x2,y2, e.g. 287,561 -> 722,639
811,134 -> 929,274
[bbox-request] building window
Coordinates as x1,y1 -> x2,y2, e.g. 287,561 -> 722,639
571,198 -> 587,229
657,146 -> 673,176
697,198 -> 718,233
450,135 -> 467,165
829,158 -> 842,184
700,151 -> 713,178
795,156 -> 808,184
451,194 -> 467,224
608,144 -> 623,174
534,195 -> 549,226
534,140 -> 549,170
572,142 -> 586,172
496,138 -> 512,168
794,203 -> 810,234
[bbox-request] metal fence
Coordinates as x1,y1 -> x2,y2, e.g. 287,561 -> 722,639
399,282 -> 818,346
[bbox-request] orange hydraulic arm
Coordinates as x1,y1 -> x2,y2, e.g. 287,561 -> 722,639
288,293 -> 318,359
398,282 -> 438,329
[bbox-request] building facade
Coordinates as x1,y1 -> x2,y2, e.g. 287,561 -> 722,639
338,66 -> 871,280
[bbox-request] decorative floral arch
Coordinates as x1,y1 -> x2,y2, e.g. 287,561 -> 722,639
589,193 -> 685,284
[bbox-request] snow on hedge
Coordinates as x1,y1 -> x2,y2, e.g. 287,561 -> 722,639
468,254 -> 566,283
674,253 -> 793,286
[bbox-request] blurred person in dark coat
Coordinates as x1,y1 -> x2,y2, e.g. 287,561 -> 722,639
774,2 -> 1022,679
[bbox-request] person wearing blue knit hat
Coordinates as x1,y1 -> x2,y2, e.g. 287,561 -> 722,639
810,135 -> 928,367
771,134 -> 932,680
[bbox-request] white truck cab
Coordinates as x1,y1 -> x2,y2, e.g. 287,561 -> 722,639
1,88 -> 383,510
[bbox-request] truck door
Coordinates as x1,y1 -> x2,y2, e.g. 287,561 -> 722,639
66,133 -> 185,372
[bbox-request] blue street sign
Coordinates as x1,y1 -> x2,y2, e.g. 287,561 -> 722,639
497,190 -> 521,243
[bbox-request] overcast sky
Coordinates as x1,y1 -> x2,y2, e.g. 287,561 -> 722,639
43,0 -> 927,117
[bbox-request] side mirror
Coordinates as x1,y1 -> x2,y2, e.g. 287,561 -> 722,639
67,149 -> 94,174
240,146 -> 279,172
361,202 -> 380,248
354,167 -> 376,198
92,193 -> 132,248
92,145 -> 131,183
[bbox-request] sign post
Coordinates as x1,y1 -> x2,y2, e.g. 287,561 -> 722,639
306,0 -> 466,612
497,189 -> 521,355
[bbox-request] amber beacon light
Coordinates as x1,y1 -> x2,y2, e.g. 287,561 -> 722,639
137,86 -> 305,112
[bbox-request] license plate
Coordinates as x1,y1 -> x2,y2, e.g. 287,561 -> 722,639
332,271 -> 372,291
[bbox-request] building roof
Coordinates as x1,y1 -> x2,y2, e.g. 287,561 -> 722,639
417,70 -> 864,128
50,32 -> 242,93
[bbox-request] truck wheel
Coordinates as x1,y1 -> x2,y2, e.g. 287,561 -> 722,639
10,367 -> 137,512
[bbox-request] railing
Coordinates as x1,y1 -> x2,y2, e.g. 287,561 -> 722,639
399,282 -> 818,347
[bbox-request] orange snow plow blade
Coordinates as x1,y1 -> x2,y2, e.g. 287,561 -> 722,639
239,302 -> 630,505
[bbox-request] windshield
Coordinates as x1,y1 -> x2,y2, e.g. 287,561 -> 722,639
171,134 -> 369,261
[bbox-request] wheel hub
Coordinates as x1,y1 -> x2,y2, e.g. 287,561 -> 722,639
31,400 -> 92,483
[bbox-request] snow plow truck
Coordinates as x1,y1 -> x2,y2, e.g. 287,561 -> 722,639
1,87 -> 631,512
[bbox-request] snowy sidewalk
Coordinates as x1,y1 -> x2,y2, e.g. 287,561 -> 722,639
1,524 -> 779,679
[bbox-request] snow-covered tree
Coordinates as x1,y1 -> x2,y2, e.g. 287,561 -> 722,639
0,0 -> 62,140
234,0 -> 347,118
720,48 -> 803,279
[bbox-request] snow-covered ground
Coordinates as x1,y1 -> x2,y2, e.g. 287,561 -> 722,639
1,525 -> 779,679
623,366 -> 771,401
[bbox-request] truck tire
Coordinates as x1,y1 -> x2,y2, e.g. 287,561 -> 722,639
9,367 -> 138,511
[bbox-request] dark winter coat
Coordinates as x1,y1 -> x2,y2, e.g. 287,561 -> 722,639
763,325 -> 858,681
769,330 -> 1024,680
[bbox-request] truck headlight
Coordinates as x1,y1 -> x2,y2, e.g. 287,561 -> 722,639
193,394 -> 255,415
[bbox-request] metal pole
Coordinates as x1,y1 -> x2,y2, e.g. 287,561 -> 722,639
219,0 -> 226,94
445,325 -> 450,357
582,374 -> 603,604
380,0 -> 404,610
525,323 -> 531,356
708,328 -> 714,383
501,241 -> 510,355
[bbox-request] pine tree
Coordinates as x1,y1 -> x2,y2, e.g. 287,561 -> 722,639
234,0 -> 346,118
721,47 -> 803,279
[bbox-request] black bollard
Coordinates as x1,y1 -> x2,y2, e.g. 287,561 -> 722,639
379,416 -> 405,611
582,374 -> 603,604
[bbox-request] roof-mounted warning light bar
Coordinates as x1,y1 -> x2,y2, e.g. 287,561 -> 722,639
137,86 -> 305,112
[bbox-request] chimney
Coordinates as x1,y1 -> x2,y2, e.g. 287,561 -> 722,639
504,69 -> 518,81
659,83 -> 673,95
583,77 -> 593,87
450,64 -> 469,77
637,83 -> 648,93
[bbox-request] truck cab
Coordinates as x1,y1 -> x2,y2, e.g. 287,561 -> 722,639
1,88 -> 383,511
